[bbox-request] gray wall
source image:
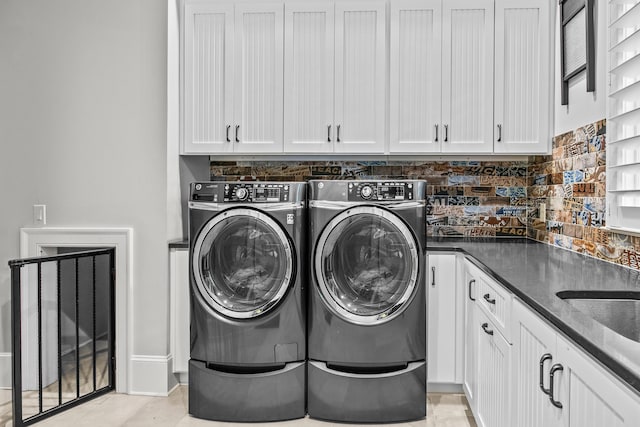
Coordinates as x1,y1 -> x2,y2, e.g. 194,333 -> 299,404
0,0 -> 169,365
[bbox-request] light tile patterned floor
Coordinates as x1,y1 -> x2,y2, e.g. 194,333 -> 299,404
1,386 -> 477,427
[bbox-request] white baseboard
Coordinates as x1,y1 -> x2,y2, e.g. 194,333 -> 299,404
130,354 -> 178,396
427,382 -> 464,393
0,353 -> 11,389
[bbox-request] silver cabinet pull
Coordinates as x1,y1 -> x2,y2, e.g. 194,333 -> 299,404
444,124 -> 448,142
337,125 -> 341,142
539,353 -> 552,396
497,124 -> 502,142
481,322 -> 494,336
431,266 -> 436,287
434,124 -> 439,142
483,293 -> 496,304
235,125 -> 240,143
549,364 -> 564,409
468,279 -> 476,301
226,125 -> 231,142
327,125 -> 332,142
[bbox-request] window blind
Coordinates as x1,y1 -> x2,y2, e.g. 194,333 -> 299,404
607,0 -> 640,233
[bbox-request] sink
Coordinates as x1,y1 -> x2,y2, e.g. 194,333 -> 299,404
556,291 -> 640,342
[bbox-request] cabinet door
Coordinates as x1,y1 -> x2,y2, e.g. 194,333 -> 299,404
334,0 -> 386,153
494,0 -> 550,154
556,336 -> 640,427
476,309 -> 511,427
283,1 -> 335,153
441,0 -> 494,153
389,0 -> 441,153
183,1 -> 234,154
234,2 -> 284,153
463,263 -> 479,412
427,254 -> 458,384
512,300 -> 562,427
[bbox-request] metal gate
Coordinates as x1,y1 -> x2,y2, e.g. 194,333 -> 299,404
8,248 -> 115,426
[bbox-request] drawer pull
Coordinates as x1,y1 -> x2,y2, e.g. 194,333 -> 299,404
481,322 -> 494,336
549,364 -> 564,409
235,125 -> 240,142
483,293 -> 496,304
226,125 -> 231,142
431,266 -> 436,287
468,279 -> 476,301
539,353 -> 552,396
434,124 -> 439,142
327,125 -> 332,142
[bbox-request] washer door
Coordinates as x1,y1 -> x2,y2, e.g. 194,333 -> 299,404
315,206 -> 419,325
192,208 -> 294,319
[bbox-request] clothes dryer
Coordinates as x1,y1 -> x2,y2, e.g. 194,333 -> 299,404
188,181 -> 306,422
307,180 -> 427,423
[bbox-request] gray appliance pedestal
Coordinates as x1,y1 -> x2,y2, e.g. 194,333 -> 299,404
307,360 -> 426,423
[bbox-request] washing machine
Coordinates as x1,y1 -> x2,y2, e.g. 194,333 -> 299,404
307,180 -> 427,423
188,181 -> 306,422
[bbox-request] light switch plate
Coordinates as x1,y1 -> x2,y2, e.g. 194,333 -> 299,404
33,204 -> 46,226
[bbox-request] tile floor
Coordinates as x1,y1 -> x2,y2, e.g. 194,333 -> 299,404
1,386 -> 477,427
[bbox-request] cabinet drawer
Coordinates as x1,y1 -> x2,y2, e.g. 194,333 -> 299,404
476,269 -> 512,343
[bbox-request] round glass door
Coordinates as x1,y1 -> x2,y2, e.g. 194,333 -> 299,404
315,206 -> 419,325
192,208 -> 293,319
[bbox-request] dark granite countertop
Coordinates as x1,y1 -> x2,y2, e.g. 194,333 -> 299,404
428,239 -> 640,395
169,239 -> 189,249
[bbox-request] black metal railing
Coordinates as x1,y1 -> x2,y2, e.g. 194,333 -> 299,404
8,248 -> 116,426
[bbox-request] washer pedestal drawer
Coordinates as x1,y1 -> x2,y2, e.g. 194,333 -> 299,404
188,359 -> 305,422
307,360 -> 426,423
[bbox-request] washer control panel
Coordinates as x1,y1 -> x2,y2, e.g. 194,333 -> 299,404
191,182 -> 303,203
347,182 -> 414,201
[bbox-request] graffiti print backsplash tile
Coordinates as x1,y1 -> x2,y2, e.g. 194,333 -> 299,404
528,119 -> 640,272
210,159 -> 530,238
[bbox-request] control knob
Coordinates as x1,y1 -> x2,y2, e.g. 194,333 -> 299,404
360,185 -> 374,200
235,187 -> 249,200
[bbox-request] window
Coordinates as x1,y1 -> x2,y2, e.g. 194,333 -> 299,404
607,0 -> 640,233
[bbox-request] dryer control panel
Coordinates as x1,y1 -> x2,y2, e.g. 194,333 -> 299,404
347,181 -> 415,201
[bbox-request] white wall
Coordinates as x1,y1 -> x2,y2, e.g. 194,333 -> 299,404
554,0 -> 607,135
0,0 -> 169,388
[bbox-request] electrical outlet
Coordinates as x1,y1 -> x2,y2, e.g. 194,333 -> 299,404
539,203 -> 546,222
33,204 -> 46,226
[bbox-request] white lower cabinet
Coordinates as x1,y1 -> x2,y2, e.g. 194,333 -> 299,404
427,253 -> 465,387
475,307 -> 511,427
512,298 -> 640,427
463,260 -> 480,412
170,248 -> 190,376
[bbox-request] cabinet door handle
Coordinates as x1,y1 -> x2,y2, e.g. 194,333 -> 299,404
539,353 -> 552,396
444,124 -> 448,142
431,266 -> 436,287
337,124 -> 341,142
434,124 -> 439,142
497,124 -> 502,142
235,125 -> 240,143
481,322 -> 494,336
468,279 -> 476,301
483,293 -> 496,304
226,125 -> 231,142
549,364 -> 564,409
327,125 -> 332,142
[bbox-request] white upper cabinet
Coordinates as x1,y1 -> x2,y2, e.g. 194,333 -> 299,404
234,2 -> 284,153
283,2 -> 335,153
283,0 -> 385,154
441,0 -> 495,154
493,0 -> 550,153
183,2 -> 235,154
334,0 -> 386,153
182,1 -> 283,154
389,0 -> 442,153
